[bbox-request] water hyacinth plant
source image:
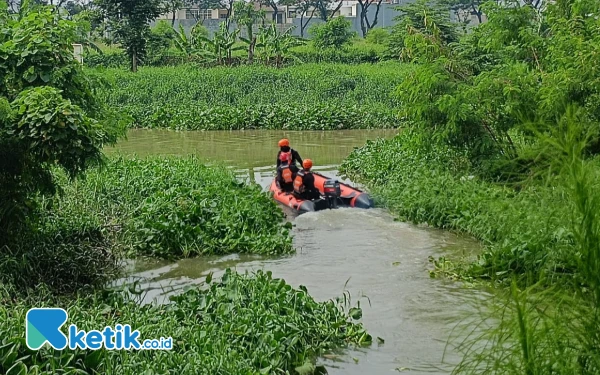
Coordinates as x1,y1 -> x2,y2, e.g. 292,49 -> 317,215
91,63 -> 406,130
0,269 -> 372,375
54,156 -> 294,259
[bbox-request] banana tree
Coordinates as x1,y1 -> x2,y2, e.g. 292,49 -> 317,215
197,22 -> 244,65
254,24 -> 306,67
173,24 -> 194,56
234,1 -> 265,63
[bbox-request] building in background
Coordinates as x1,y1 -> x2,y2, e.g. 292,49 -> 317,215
154,0 -> 486,37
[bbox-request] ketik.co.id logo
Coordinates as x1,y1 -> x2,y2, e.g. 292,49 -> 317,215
26,308 -> 172,351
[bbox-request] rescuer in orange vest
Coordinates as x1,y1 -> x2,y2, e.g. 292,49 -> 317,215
293,159 -> 321,200
276,152 -> 298,192
276,138 -> 303,169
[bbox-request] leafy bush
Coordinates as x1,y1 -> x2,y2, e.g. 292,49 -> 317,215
291,43 -> 384,64
385,0 -> 600,169
365,28 -> 390,45
92,63 -> 406,130
0,4 -> 123,241
0,269 -> 372,374
310,17 -> 356,49
84,50 -> 129,68
453,109 -> 600,375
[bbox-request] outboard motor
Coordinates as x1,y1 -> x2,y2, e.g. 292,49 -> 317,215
323,179 -> 341,209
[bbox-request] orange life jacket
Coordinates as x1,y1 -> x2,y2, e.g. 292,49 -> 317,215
293,170 -> 306,194
280,163 -> 293,183
279,151 -> 292,162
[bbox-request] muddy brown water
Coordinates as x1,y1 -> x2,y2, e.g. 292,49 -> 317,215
108,129 -> 486,374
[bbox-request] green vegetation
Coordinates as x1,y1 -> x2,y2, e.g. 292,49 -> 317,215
342,0 -> 600,282
341,129 -> 576,282
61,156 -> 293,259
94,63 -> 404,130
309,16 -> 356,49
1,7 -> 372,375
453,115 -> 600,375
1,269 -> 371,374
341,0 -> 600,373
94,0 -> 164,72
2,156 -> 292,293
0,2 -> 123,244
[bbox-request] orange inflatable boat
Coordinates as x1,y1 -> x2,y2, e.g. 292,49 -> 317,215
269,172 -> 374,213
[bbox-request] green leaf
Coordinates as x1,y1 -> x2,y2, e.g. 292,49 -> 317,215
294,360 -> 315,375
349,307 -> 362,320
6,362 -> 26,375
23,68 -> 37,83
39,71 -> 51,83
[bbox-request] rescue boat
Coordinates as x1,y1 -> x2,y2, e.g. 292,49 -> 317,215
269,172 -> 374,213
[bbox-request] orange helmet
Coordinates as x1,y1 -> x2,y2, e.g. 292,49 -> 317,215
303,159 -> 313,169
278,139 -> 290,148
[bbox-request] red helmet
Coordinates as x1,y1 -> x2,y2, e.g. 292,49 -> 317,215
278,139 -> 290,148
302,159 -> 313,169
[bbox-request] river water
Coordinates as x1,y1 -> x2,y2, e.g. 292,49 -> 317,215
108,129 -> 485,375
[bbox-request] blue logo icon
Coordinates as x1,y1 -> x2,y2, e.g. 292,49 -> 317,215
26,308 -> 69,350
25,308 -> 172,351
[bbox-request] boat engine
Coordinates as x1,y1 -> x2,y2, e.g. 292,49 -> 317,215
323,179 -> 341,209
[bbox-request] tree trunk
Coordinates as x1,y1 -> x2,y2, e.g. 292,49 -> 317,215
471,4 -> 482,24
132,49 -> 138,73
366,0 -> 383,32
248,35 -> 256,64
172,10 -> 176,26
301,10 -> 314,38
360,8 -> 367,37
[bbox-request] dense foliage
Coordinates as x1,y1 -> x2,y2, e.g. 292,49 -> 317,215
0,3 -> 123,242
342,0 -> 600,373
310,17 -> 356,49
93,63 -> 405,130
94,0 -> 164,72
1,156 -> 292,293
385,0 -> 600,167
340,130 -> 576,282
0,269 -> 372,374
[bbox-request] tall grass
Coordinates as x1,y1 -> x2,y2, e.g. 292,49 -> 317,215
91,63 -> 407,130
452,107 -> 600,374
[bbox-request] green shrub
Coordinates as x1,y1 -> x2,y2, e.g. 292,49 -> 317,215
310,17 -> 356,49
365,28 -> 390,45
0,269 -> 372,374
0,4 -> 123,241
291,43 -> 384,64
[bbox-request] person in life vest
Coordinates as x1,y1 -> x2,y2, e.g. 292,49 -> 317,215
293,159 -> 321,200
276,152 -> 298,192
276,139 -> 303,169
